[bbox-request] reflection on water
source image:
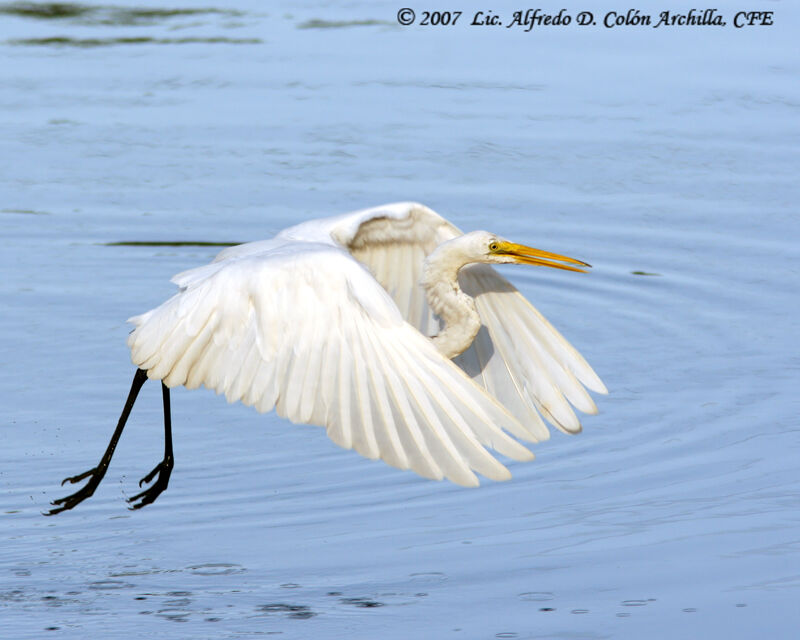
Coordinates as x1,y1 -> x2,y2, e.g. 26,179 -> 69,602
8,36 -> 261,46
0,3 -> 242,25
186,563 -> 244,576
297,18 -> 390,30
104,240 -> 240,247
1,0 -> 799,638
257,603 -> 318,619
1,207 -> 49,215
1,1 -> 257,47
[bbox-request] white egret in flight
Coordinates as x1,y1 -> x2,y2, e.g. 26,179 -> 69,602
47,202 -> 606,514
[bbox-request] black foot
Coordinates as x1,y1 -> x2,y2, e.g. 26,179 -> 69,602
127,456 -> 173,510
45,467 -> 103,516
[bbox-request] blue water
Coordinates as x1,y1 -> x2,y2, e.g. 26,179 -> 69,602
1,1 -> 799,638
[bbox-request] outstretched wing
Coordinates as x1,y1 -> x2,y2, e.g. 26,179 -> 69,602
456,265 -> 607,439
127,242 -> 534,487
321,202 -> 607,439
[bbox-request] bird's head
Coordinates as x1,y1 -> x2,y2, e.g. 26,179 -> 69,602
464,230 -> 590,273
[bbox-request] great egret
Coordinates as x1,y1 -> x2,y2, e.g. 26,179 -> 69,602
47,202 -> 606,515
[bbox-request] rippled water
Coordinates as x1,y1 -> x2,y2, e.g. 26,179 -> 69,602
1,1 -> 799,638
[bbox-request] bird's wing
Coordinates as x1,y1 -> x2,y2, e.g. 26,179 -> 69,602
211,203 -> 459,338
314,202 -> 607,439
127,242 -> 535,487
455,264 -> 608,439
327,202 -> 461,338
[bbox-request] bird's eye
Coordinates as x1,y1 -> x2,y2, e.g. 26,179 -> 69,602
489,242 -> 499,251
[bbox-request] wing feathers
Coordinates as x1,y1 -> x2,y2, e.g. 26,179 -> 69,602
167,310 -> 219,389
474,288 -> 580,434
458,265 -> 606,436
341,205 -> 604,441
349,320 -> 381,460
363,329 -> 443,480
330,328 -> 354,450
127,203 -> 606,488
127,243 -> 540,486
393,357 -> 480,487
359,329 -> 410,470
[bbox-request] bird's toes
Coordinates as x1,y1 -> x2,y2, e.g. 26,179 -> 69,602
138,458 -> 172,487
138,466 -> 160,487
126,488 -> 149,505
61,467 -> 97,486
45,485 -> 93,515
126,485 -> 163,509
128,459 -> 173,509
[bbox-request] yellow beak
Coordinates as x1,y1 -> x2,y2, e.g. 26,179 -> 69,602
494,240 -> 591,273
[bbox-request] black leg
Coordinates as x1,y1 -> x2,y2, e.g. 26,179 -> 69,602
126,381 -> 174,510
46,368 -> 149,515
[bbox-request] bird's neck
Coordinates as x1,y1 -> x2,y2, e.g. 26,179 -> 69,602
421,241 -> 481,359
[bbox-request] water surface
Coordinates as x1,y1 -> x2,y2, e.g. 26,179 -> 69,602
1,1 -> 799,638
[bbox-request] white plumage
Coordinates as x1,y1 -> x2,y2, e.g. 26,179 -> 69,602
126,202 -> 606,487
